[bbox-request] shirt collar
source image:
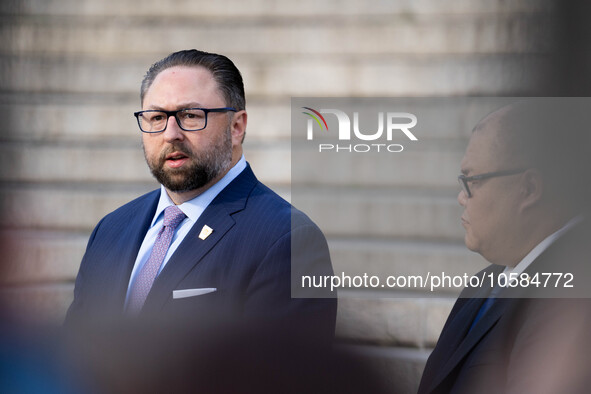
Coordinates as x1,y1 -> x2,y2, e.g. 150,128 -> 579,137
150,155 -> 247,227
503,214 -> 585,277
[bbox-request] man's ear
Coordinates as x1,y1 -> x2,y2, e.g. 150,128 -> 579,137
231,110 -> 247,145
520,168 -> 543,211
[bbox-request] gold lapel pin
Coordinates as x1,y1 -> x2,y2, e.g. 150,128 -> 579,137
198,225 -> 213,240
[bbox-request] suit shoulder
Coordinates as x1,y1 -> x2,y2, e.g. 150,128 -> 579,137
246,181 -> 322,234
99,189 -> 159,224
253,182 -> 318,221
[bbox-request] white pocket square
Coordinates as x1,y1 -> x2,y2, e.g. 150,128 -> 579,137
173,288 -> 217,299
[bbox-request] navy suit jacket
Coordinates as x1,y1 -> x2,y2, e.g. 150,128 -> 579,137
418,220 -> 591,394
66,165 -> 336,340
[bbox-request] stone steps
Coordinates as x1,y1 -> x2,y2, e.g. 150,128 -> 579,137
1,98 -> 494,142
1,229 -> 88,284
2,101 -> 293,142
296,190 -> 463,240
337,293 -> 454,347
0,53 -> 548,96
1,3 -> 538,388
1,0 -> 552,17
1,14 -> 547,56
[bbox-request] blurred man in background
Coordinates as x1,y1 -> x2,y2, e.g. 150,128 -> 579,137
418,100 -> 591,394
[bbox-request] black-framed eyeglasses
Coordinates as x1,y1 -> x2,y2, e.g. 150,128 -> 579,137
133,107 -> 237,133
458,168 -> 527,198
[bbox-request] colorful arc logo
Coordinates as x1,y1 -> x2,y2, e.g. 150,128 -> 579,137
302,107 -> 329,131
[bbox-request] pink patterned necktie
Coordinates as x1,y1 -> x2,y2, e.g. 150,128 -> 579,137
127,205 -> 186,314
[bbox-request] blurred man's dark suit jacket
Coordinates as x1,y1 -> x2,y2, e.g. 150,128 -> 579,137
65,165 -> 336,341
418,219 -> 591,394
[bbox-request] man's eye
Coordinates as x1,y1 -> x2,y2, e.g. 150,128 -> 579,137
148,114 -> 164,122
181,110 -> 205,119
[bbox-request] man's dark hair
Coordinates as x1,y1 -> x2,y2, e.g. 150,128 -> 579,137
140,49 -> 245,111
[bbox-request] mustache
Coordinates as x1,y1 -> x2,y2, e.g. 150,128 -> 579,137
158,144 -> 193,161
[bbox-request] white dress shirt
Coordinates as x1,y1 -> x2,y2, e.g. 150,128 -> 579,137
495,215 -> 584,296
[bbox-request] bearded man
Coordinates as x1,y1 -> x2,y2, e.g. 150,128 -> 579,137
65,50 -> 336,341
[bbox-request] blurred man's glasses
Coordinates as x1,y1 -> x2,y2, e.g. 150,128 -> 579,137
134,107 -> 237,133
458,169 -> 526,198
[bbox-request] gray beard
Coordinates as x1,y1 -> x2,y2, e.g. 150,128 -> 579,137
144,127 -> 233,193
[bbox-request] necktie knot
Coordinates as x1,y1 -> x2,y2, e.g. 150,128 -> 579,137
163,205 -> 186,229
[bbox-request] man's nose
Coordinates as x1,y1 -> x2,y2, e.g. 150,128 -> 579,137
162,115 -> 184,142
457,189 -> 467,207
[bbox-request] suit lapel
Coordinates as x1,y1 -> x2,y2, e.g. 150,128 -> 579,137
142,166 -> 258,313
426,264 -> 506,393
109,190 -> 160,311
434,298 -> 508,388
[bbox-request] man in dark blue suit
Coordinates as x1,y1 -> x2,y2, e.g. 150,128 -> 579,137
65,50 -> 336,341
418,100 -> 591,394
